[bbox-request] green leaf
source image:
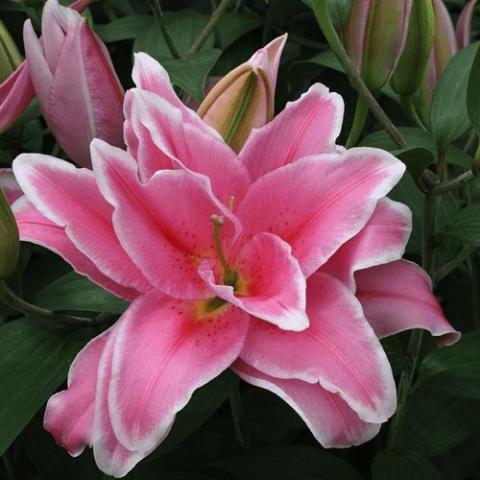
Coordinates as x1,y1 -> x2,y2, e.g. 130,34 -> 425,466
35,271 -> 128,314
417,331 -> 480,398
95,15 -> 153,42
134,9 -> 214,59
0,318 -> 93,455
467,42 -> 480,132
444,205 -> 480,246
149,370 -> 238,457
395,147 -> 434,189
430,42 -> 480,151
361,127 -> 472,169
213,446 -> 361,480
215,12 -> 263,50
395,388 -> 480,456
159,49 -> 222,101
372,450 -> 444,480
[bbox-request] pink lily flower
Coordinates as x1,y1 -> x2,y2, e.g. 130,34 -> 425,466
0,0 -> 95,134
12,52 -> 459,477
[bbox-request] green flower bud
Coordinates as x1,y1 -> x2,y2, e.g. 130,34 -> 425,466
391,0 -> 436,96
0,189 -> 19,279
344,0 -> 413,91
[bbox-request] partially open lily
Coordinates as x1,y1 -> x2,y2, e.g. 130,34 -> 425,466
12,52 -> 459,477
0,0 -> 95,134
196,34 -> 286,152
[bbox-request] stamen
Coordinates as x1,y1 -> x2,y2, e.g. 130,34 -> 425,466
228,195 -> 236,211
210,214 -> 237,287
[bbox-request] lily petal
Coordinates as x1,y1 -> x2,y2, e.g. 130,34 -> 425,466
237,148 -> 405,277
108,289 -> 250,453
199,232 -> 308,331
321,198 -> 411,290
240,83 -> 344,180
91,139 -> 240,300
12,197 -> 138,300
240,272 -> 396,423
12,154 -> 151,294
44,329 -> 112,457
234,360 -> 381,448
0,61 -> 34,133
355,259 -> 460,346
92,329 -> 150,478
125,89 -> 249,204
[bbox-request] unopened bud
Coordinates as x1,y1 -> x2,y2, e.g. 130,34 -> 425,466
391,0 -> 436,96
0,189 -> 19,279
344,0 -> 412,91
197,35 -> 286,153
0,20 -> 22,84
415,0 -> 457,126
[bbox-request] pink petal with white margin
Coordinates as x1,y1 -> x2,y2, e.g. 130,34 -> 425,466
91,139 -> 241,300
237,149 -> 406,277
92,327 -> 153,478
125,89 -> 249,204
44,328 -> 112,457
12,197 -> 138,300
239,83 -> 344,180
12,154 -> 151,294
355,259 -> 460,346
131,52 -> 218,135
108,289 -> 250,453
0,168 -> 23,204
234,360 -> 381,448
240,272 -> 396,423
321,198 -> 412,291
198,232 -> 308,331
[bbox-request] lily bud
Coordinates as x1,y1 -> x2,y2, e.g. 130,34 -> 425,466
23,0 -> 124,168
0,20 -> 22,84
391,0 -> 436,96
197,35 -> 286,153
0,188 -> 19,279
415,0 -> 457,125
344,0 -> 412,91
456,0 -> 479,49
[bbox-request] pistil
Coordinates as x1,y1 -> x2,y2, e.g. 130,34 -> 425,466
210,214 -> 238,288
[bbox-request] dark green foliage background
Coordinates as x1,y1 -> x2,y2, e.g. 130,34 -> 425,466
1,0 -> 480,478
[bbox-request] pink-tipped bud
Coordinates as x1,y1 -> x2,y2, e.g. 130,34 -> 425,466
197,35 -> 286,153
456,0 -> 479,49
344,0 -> 412,91
23,0 -> 124,168
415,0 -> 458,125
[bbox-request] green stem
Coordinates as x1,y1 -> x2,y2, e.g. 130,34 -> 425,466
230,383 -> 248,450
346,95 -> 368,148
387,189 -> 438,448
147,0 -> 181,59
311,0 -> 408,149
400,95 -> 427,131
431,169 -> 477,196
436,245 -> 477,282
188,0 -> 234,55
436,148 -> 448,182
0,281 -> 96,326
